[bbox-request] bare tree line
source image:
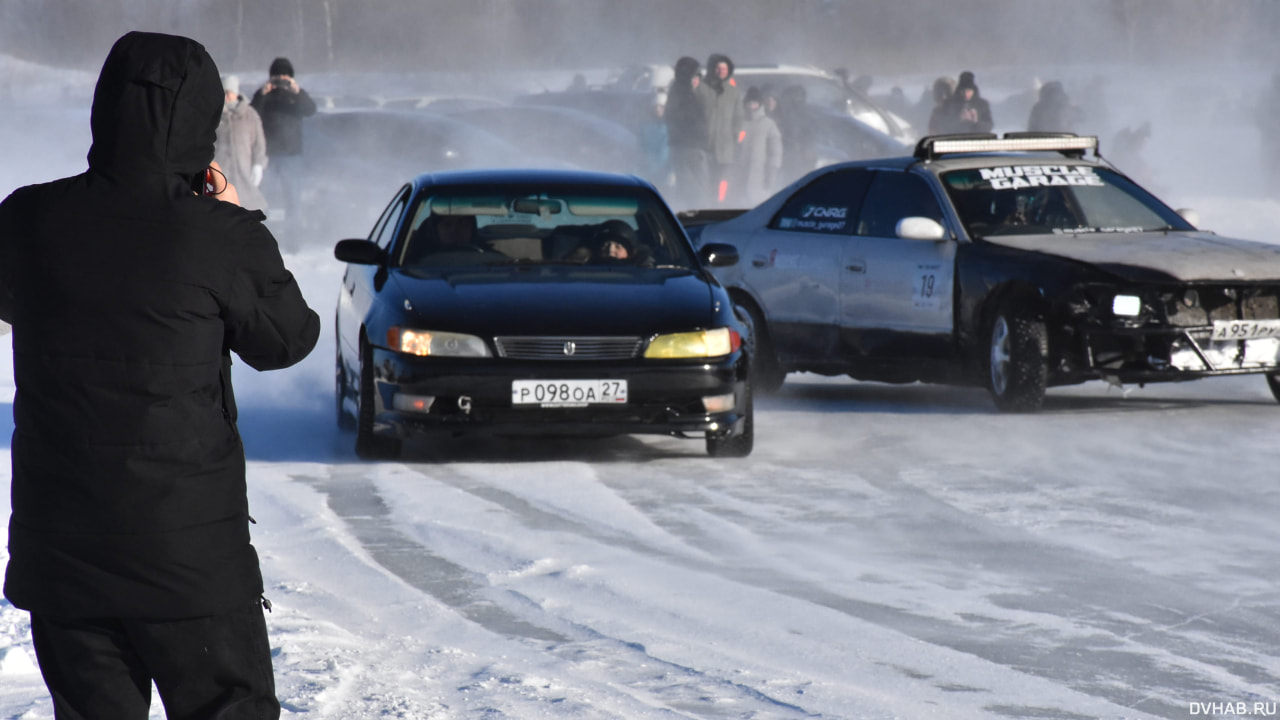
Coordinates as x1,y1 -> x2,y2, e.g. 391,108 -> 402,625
2,0 -> 1277,76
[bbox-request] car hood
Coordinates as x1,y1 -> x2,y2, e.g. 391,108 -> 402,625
389,267 -> 719,336
982,231 -> 1280,283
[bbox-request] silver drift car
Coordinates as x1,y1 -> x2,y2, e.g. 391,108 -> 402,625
687,132 -> 1280,411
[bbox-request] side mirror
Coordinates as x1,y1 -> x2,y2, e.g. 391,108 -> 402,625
896,216 -> 947,242
698,243 -> 740,268
1176,208 -> 1200,228
334,239 -> 385,265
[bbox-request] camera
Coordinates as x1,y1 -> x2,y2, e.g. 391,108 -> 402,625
270,75 -> 291,91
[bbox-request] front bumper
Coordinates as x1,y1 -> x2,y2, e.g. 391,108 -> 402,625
1064,324 -> 1280,384
1051,283 -> 1280,385
367,347 -> 749,439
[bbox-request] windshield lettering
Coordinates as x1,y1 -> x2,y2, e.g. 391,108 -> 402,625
943,165 -> 1192,238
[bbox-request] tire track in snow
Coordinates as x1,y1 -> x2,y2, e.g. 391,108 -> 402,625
297,464 -> 821,719
303,465 -> 566,643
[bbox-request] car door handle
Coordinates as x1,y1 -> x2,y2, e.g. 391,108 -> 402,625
845,262 -> 866,273
752,254 -> 770,268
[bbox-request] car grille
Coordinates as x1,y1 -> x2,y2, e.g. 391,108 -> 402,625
493,336 -> 645,360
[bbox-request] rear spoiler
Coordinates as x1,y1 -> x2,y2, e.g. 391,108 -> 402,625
676,208 -> 749,229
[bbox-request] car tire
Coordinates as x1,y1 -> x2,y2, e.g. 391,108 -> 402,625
1267,373 -> 1280,404
735,301 -> 785,394
986,300 -> 1048,413
336,345 -> 356,432
706,382 -> 754,458
355,339 -> 402,460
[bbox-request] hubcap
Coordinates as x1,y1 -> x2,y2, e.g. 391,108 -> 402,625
990,316 -> 1011,395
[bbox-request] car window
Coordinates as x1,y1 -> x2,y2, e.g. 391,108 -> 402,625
395,185 -> 697,271
769,168 -> 871,236
370,187 -> 410,250
941,165 -> 1194,238
855,171 -> 944,238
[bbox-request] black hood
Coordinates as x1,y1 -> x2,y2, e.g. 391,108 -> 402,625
673,56 -> 701,83
390,268 -> 716,337
87,31 -> 223,192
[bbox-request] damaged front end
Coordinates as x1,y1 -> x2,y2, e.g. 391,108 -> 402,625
1054,283 -> 1280,384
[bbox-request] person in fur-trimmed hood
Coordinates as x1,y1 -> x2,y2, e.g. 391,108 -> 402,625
699,52 -> 744,203
0,31 -> 319,718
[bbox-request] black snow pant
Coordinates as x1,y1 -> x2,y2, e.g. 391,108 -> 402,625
29,601 -> 279,720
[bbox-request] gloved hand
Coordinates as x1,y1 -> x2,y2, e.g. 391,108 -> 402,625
250,164 -> 264,187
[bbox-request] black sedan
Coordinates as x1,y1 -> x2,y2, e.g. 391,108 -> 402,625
689,133 -> 1280,411
334,168 -> 752,458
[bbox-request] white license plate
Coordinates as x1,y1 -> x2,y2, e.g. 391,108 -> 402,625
511,379 -> 628,406
1210,319 -> 1280,341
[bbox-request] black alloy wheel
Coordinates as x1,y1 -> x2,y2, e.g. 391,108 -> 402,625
355,339 -> 402,460
735,301 -> 785,394
986,298 -> 1049,413
336,344 -> 356,432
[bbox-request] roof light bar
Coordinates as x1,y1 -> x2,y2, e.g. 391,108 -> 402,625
915,133 -> 1098,160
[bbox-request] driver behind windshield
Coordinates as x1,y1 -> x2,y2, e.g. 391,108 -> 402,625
568,219 -> 643,265
429,213 -> 478,250
404,213 -> 480,264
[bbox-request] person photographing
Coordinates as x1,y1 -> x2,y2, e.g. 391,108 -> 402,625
0,31 -> 319,718
250,57 -> 316,236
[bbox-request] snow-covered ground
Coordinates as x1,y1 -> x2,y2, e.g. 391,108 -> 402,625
4,54 -> 1280,719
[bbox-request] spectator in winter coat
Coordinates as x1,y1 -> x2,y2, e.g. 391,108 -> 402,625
925,76 -> 957,135
215,74 -> 269,212
250,56 -> 316,228
1027,80 -> 1084,133
699,53 -> 744,203
665,56 -> 711,208
736,86 -> 783,206
937,71 -> 994,134
0,31 -> 320,718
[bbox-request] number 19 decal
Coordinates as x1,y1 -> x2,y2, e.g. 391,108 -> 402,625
913,263 -> 944,310
918,274 -> 935,299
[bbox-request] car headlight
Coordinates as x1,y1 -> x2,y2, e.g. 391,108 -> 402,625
644,327 -> 741,359
387,327 -> 490,357
1112,294 -> 1142,317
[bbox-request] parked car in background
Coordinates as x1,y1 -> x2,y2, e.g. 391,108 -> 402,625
447,104 -> 644,176
299,110 -> 555,242
688,133 -> 1280,411
334,168 -> 753,458
513,87 -> 658,137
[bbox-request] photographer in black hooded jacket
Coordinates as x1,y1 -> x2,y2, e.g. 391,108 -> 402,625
0,31 -> 319,719
250,56 -> 316,236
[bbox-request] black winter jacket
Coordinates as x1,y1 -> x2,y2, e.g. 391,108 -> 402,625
250,83 -> 317,157
0,31 -> 320,619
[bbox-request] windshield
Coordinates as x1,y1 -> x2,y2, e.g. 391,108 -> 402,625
393,185 -> 697,271
941,164 -> 1193,238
